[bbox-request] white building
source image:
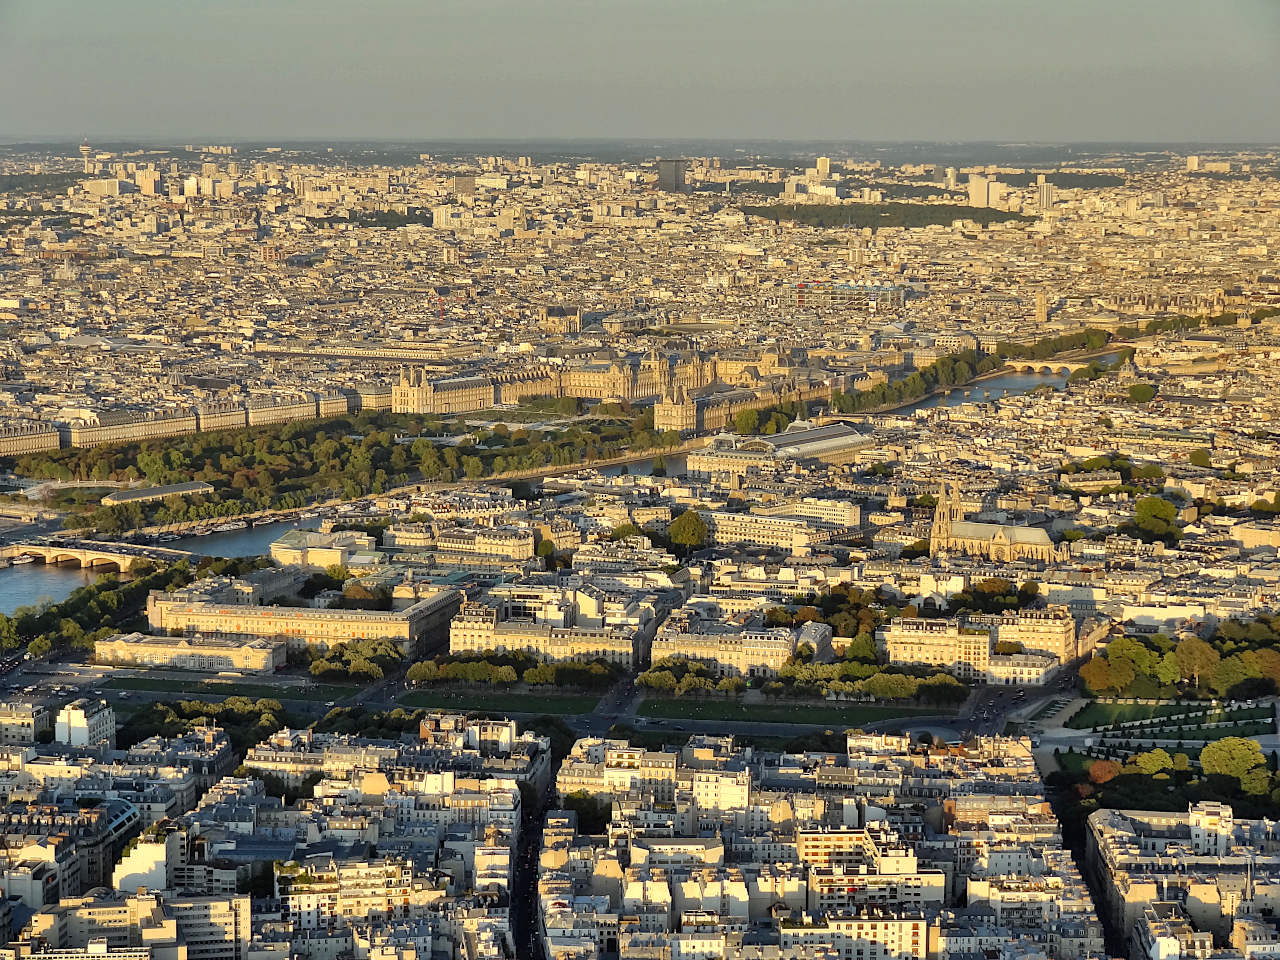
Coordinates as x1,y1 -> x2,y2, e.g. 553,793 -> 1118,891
55,699 -> 115,749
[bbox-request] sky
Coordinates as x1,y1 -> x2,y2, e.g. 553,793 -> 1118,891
1,0 -> 1278,143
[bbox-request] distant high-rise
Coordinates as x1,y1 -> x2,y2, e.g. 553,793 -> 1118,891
1035,290 -> 1048,327
657,159 -> 689,193
1037,181 -> 1055,211
816,156 -> 831,179
967,174 -> 990,207
944,167 -> 958,190
1186,155 -> 1200,172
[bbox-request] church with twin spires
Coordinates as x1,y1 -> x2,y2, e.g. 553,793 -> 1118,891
928,483 -> 1067,564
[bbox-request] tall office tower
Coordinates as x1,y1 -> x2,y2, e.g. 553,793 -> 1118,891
816,156 -> 831,179
135,168 -> 161,195
79,139 -> 92,173
1035,290 -> 1048,327
1037,181 -> 1055,211
944,167 -> 958,190
657,159 -> 689,193
1186,155 -> 1200,172
967,174 -> 990,207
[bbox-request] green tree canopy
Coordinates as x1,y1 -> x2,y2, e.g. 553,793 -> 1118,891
1175,636 -> 1220,689
1079,656 -> 1115,694
1211,652 -> 1263,697
1136,496 -> 1177,525
1199,737 -> 1265,781
1155,651 -> 1181,686
668,510 -> 709,551
734,409 -> 760,435
1132,748 -> 1173,775
1107,635 -> 1156,677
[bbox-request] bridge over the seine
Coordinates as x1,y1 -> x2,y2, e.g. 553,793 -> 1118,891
1002,359 -> 1097,375
0,538 -> 193,572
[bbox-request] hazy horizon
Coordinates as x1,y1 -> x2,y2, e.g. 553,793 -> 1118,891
3,0 -> 1278,143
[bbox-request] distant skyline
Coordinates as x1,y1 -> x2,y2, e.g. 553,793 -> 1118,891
2,0 -> 1278,143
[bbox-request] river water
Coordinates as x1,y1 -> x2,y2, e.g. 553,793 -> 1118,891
897,369 -> 1068,414
171,518 -> 319,559
600,454 -> 688,478
0,519 -> 319,617
0,371 -> 1058,616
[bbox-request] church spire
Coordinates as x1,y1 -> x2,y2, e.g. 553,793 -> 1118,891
929,483 -> 955,557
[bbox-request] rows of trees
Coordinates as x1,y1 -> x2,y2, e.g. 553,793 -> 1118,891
636,657 -> 747,697
406,650 -> 623,690
1052,737 -> 1280,823
1080,617 -> 1280,700
5,407 -> 685,534
307,637 -> 405,683
829,329 -> 1113,416
733,403 -> 801,437
832,349 -> 1004,413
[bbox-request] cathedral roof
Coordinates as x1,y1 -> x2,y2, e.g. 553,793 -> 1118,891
949,520 -> 1052,546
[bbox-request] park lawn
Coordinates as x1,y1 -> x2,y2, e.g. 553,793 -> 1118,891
638,698 -> 933,727
103,676 -> 358,701
458,408 -> 574,424
204,681 -> 359,702
400,689 -> 600,715
1121,719 -> 1276,741
1067,701 -> 1193,729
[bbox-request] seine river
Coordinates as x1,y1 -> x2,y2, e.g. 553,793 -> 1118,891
897,369 -> 1070,413
0,519 -> 318,616
0,368 -> 1070,615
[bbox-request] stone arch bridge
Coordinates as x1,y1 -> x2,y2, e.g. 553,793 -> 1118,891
1003,360 -> 1096,376
0,538 -> 193,572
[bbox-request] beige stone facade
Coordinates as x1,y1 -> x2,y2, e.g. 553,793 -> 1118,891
147,588 -> 461,658
95,632 -> 287,673
449,605 -> 637,669
881,618 -> 993,681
